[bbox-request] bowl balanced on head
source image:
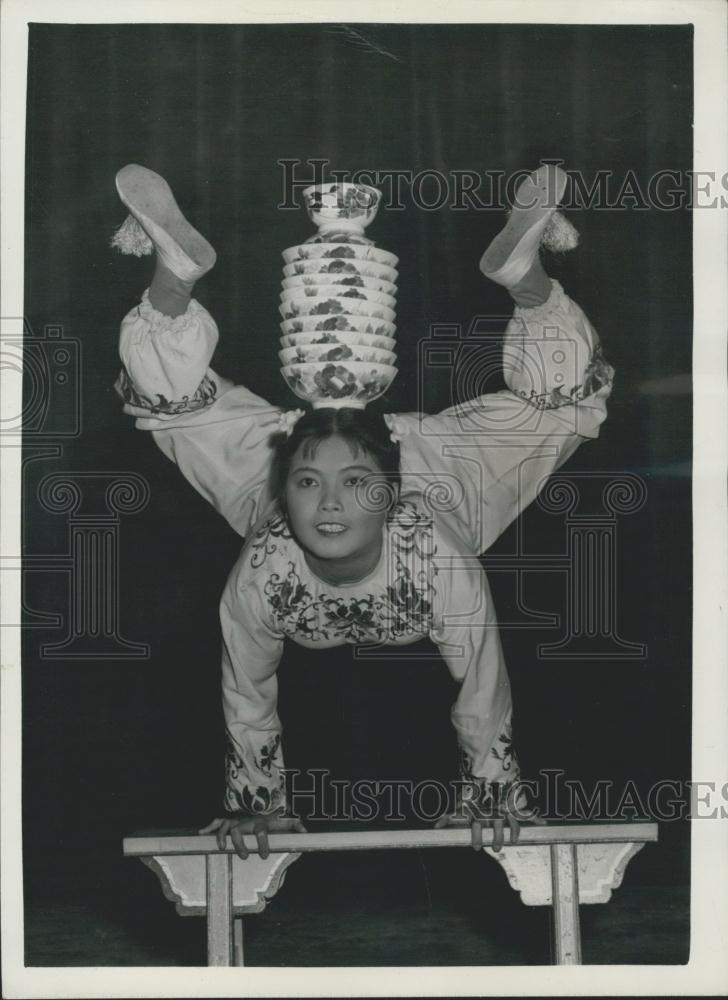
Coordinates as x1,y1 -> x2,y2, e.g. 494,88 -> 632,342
279,182 -> 399,409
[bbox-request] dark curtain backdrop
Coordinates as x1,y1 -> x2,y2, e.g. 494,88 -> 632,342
22,20 -> 692,955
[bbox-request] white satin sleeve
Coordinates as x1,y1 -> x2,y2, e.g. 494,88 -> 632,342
220,552 -> 286,816
394,280 -> 615,555
430,530 -> 518,795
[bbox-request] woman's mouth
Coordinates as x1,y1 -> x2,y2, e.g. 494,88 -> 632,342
316,522 -> 348,535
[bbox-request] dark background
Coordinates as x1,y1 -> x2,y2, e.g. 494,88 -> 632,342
22,22 -> 692,965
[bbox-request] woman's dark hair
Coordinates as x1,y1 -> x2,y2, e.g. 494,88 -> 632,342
271,407 -> 401,512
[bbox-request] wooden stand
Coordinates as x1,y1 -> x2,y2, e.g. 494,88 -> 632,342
123,823 -> 657,966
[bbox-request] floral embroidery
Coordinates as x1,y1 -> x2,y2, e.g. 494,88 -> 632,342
114,367 -> 218,415
224,733 -> 284,815
490,719 -> 515,772
252,502 -> 436,644
515,344 -> 615,411
249,516 -> 295,569
581,344 -> 615,398
258,734 -> 282,777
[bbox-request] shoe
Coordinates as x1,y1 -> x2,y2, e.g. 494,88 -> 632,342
480,164 -> 567,288
113,164 -> 216,282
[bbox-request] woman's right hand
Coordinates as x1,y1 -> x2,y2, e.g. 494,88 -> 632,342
199,813 -> 307,860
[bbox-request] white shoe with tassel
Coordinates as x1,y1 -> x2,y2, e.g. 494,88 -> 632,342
111,164 -> 216,282
480,164 -> 575,289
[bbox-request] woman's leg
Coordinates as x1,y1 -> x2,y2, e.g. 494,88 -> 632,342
112,164 -> 217,316
480,163 -> 578,308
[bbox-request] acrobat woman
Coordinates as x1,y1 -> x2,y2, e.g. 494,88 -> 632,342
113,163 -> 613,858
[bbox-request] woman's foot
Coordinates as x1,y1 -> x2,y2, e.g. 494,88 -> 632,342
113,164 -> 217,283
480,164 -> 568,303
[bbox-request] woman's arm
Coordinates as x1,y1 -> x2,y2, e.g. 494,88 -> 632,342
218,554 -> 287,817
116,293 -> 283,537
430,550 -> 518,797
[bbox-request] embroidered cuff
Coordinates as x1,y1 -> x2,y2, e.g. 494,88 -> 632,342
513,343 -> 615,412
224,733 -> 285,816
114,366 -> 218,416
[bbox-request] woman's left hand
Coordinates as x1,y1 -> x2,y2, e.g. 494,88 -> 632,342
434,808 -> 520,852
434,799 -> 546,852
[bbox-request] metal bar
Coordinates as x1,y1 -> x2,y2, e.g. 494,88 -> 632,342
550,843 -> 582,965
124,822 -> 658,857
206,854 -> 233,966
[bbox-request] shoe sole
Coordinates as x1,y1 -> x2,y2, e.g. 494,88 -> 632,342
481,164 -> 567,274
115,164 -> 216,271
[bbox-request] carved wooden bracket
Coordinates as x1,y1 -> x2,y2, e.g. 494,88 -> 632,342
483,840 -> 646,906
141,851 -> 301,917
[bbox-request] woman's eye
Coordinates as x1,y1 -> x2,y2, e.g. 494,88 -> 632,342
298,477 -> 317,488
344,476 -> 362,487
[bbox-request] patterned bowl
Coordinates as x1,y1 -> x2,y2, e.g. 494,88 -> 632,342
279,294 -> 396,323
302,231 -> 374,247
281,361 -> 397,407
282,258 -> 398,283
281,273 -> 398,297
279,343 -> 396,367
303,183 -> 382,235
279,329 -> 396,352
279,314 -> 396,339
280,283 -> 397,311
281,242 -> 398,269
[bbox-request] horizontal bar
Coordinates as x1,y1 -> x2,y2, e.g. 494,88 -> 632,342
123,822 -> 658,857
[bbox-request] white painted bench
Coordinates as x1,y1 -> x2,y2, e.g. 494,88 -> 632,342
123,822 -> 658,966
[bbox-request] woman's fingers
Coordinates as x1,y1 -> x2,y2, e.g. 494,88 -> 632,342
198,818 -> 223,835
291,819 -> 308,834
253,820 -> 270,860
434,812 -> 471,829
492,817 -> 505,853
229,824 -> 250,860
216,820 -> 230,852
470,820 -> 483,852
507,813 -> 520,845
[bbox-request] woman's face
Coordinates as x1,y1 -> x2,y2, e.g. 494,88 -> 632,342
284,434 -> 392,575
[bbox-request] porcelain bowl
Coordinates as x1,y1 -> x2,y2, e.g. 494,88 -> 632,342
279,314 -> 396,340
280,283 -> 396,310
281,361 -> 397,406
282,258 -> 398,284
279,294 -> 396,323
279,329 -> 396,352
303,183 -> 381,233
281,273 -> 397,297
281,242 -> 398,269
279,343 -> 396,367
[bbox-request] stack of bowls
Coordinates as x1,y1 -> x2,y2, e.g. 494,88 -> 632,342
279,183 -> 398,408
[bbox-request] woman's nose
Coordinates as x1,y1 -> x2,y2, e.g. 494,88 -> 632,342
319,489 -> 342,511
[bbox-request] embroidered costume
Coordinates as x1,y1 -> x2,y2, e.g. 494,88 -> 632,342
116,278 -> 613,816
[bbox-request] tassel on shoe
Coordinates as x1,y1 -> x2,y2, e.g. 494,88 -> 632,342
114,164 -> 216,283
110,214 -> 153,257
541,210 -> 579,253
